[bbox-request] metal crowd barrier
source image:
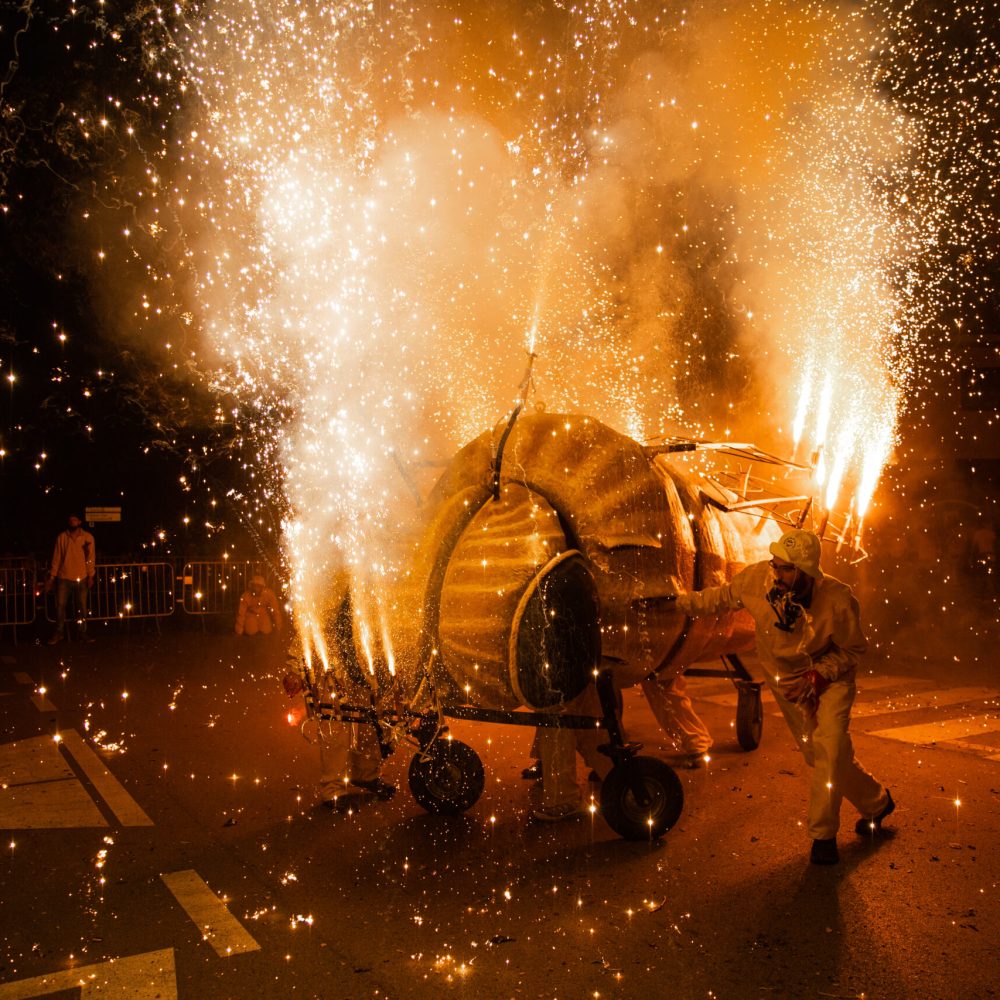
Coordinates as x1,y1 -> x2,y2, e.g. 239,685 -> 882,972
10,558 -> 272,638
44,562 -> 175,624
0,557 -> 38,636
93,562 -> 175,620
181,560 -> 262,616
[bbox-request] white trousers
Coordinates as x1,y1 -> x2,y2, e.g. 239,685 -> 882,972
640,673 -> 713,755
538,727 -> 581,811
769,674 -> 888,840
317,722 -> 381,799
537,686 -> 611,811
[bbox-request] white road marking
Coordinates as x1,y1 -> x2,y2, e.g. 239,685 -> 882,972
851,686 -> 1000,719
0,735 -> 108,829
58,730 -> 154,827
700,689 -> 776,708
853,674 -> 935,693
30,693 -> 57,713
696,675 -> 1000,765
697,673 -> 935,702
161,870 -> 261,957
0,777 -> 109,829
698,678 -> 996,718
869,713 -> 1000,748
10,672 -> 57,710
935,738 -> 1000,762
0,737 -> 71,785
0,947 -> 176,999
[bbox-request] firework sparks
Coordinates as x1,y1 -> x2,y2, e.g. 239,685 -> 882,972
7,0 -> 992,654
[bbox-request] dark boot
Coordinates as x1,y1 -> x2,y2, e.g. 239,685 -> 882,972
810,837 -> 839,865
855,789 -> 895,836
351,778 -> 397,801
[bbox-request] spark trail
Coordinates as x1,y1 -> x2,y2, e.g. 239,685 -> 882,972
117,0 -> 996,660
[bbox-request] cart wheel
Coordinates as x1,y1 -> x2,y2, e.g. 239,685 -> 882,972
408,739 -> 485,815
736,683 -> 763,751
600,756 -> 683,841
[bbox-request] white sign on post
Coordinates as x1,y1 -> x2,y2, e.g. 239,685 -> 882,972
85,506 -> 122,523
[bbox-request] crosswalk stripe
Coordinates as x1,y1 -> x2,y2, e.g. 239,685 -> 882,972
869,713 -> 1000,746
852,686 -> 1000,719
13,672 -> 32,685
699,681 -> 999,720
30,692 -> 58,713
935,738 -> 1000,763
0,736 -> 109,829
161,870 -> 261,956
59,730 -> 154,827
0,947 -> 176,999
695,676 -> 1000,764
698,677 -> 924,709
0,776 -> 109,829
700,691 -> 774,708
853,674 -> 935,692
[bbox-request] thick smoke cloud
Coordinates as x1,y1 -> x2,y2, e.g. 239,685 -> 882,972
166,0 -> 933,630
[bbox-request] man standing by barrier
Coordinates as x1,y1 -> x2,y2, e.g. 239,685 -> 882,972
45,512 -> 96,644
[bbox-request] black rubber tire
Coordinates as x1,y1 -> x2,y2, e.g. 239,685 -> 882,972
408,739 -> 485,815
600,756 -> 684,841
736,684 -> 764,751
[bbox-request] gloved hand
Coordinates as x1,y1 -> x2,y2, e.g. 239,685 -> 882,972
804,668 -> 831,696
777,669 -> 829,715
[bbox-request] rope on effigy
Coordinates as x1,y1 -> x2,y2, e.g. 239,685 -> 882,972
492,350 -> 537,501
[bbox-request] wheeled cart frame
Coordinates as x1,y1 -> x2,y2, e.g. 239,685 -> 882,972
683,653 -> 765,751
311,667 -> 684,841
308,655 -> 765,841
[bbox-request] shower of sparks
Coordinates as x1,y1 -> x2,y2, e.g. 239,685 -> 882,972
3,1 -> 995,658
158,0 -> 644,651
163,0 -> 991,645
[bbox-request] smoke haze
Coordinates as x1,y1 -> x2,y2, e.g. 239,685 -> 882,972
157,0 -> 953,631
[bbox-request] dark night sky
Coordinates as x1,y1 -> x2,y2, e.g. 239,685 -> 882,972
0,2 -> 267,560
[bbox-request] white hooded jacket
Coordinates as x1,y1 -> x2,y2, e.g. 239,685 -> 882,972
676,560 -> 866,682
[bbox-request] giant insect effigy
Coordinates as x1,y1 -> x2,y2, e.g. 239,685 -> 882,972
301,412 -> 782,839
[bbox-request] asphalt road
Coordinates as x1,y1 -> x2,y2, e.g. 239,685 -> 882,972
1,617 -> 998,1000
